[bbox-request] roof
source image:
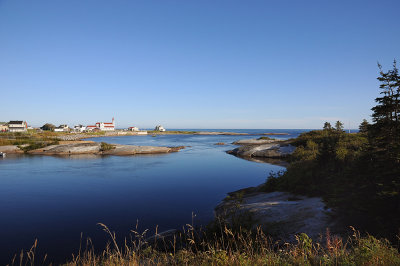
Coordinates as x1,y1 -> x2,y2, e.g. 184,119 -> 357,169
9,121 -> 24,124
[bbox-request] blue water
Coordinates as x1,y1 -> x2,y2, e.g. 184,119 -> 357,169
0,129 -> 308,263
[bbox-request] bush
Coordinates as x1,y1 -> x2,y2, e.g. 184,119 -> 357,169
100,142 -> 115,151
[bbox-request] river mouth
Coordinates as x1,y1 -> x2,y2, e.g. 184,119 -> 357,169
0,130 -> 305,264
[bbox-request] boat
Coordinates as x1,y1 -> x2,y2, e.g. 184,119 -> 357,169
0,152 -> 6,157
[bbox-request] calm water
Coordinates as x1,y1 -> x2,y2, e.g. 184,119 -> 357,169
0,129 -> 308,264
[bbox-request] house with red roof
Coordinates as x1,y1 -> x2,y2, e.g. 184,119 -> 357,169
96,118 -> 115,131
86,118 -> 115,131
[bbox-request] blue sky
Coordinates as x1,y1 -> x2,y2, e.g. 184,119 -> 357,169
1,0 -> 399,129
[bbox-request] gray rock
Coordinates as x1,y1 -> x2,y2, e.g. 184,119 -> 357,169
216,191 -> 336,243
233,138 -> 282,145
227,143 -> 294,159
0,145 -> 23,153
27,142 -> 183,156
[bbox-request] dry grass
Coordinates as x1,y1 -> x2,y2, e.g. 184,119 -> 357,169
9,223 -> 400,266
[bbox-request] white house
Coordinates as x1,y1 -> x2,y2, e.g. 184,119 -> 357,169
74,125 -> 86,132
128,126 -> 139,131
8,121 -> 27,132
54,124 -> 70,132
154,125 -> 166,132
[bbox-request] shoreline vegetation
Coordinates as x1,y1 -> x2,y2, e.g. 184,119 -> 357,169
12,224 -> 400,265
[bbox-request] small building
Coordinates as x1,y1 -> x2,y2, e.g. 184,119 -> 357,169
154,125 -> 166,132
8,121 -> 27,132
54,124 -> 70,132
86,125 -> 97,131
0,122 -> 8,132
74,125 -> 86,132
128,126 -> 139,131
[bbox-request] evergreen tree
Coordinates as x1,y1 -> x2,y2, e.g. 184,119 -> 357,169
323,122 -> 332,130
359,119 -> 370,134
335,121 -> 344,131
370,60 -> 400,162
368,61 -> 400,234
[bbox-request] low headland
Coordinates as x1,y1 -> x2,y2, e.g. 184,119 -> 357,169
0,131 -> 184,156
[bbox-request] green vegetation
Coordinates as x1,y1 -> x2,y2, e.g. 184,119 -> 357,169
258,136 -> 274,140
40,123 -> 56,131
100,142 -> 116,151
86,130 -> 106,136
0,131 -> 60,152
18,140 -> 59,153
261,62 -> 400,239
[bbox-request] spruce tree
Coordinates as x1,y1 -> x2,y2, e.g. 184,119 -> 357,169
359,119 -> 370,134
370,60 -> 400,162
335,121 -> 344,132
368,61 -> 400,233
323,122 -> 332,130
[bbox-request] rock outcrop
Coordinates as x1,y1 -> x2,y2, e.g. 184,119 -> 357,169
23,142 -> 184,156
227,139 -> 294,159
215,191 -> 336,243
232,138 -> 284,145
0,145 -> 23,153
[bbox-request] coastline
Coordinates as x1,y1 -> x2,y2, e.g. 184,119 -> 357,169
0,130 -> 291,156
57,130 -> 290,141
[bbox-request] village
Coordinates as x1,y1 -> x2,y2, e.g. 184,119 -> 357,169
0,118 -> 166,134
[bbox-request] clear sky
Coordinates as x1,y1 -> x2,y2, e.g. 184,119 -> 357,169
1,0 -> 399,129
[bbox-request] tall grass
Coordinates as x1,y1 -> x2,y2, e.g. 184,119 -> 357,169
10,223 -> 400,265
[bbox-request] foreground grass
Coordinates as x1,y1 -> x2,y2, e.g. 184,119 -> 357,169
12,224 -> 400,266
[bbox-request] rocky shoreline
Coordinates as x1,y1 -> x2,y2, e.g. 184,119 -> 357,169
0,142 -> 184,156
215,189 -> 337,243
219,137 -> 338,243
227,138 -> 295,159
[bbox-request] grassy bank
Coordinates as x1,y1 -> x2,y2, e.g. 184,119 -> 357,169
13,224 -> 400,265
0,131 -> 60,152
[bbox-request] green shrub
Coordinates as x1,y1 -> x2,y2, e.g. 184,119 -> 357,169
100,142 -> 115,151
258,136 -> 274,140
